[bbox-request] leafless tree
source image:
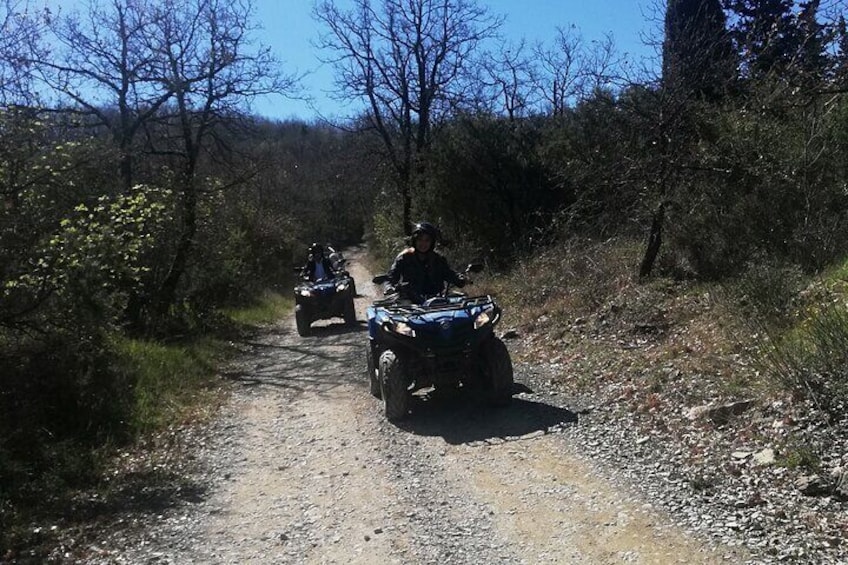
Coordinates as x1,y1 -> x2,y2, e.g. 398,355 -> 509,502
147,0 -> 296,313
314,0 -> 502,234
478,39 -> 536,121
532,26 -> 622,117
0,0 -> 47,105
31,0 -> 172,191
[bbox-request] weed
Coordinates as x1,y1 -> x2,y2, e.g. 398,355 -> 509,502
721,256 -> 848,412
778,441 -> 821,472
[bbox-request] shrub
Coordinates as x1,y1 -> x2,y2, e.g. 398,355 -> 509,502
733,257 -> 848,411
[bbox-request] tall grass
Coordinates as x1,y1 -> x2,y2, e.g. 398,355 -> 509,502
117,292 -> 293,433
111,337 -> 226,434
219,290 -> 293,326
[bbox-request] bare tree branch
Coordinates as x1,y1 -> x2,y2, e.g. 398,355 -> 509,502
314,0 -> 501,233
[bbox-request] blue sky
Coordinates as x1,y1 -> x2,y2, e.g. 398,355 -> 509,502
255,0 -> 661,121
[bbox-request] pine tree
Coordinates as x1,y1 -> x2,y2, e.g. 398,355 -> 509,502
663,0 -> 736,101
724,0 -> 798,78
835,16 -> 848,86
794,0 -> 829,87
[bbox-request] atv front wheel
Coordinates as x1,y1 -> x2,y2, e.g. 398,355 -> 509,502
295,307 -> 311,336
482,337 -> 513,406
366,343 -> 381,398
379,350 -> 409,422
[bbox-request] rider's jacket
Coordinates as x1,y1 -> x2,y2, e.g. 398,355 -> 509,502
386,248 -> 464,301
302,256 -> 336,281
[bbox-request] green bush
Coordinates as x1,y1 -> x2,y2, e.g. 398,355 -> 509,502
665,93 -> 848,278
735,258 -> 848,411
368,199 -> 407,267
422,115 -> 560,260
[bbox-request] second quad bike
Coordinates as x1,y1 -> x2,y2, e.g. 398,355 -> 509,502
294,268 -> 356,336
365,264 -> 513,422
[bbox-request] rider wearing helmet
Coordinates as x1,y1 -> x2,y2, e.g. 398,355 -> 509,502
384,221 -> 466,302
325,243 -> 345,270
301,242 -> 336,281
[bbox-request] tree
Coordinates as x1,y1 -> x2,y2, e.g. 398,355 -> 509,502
34,0 -> 173,191
724,0 -> 798,79
794,0 -> 830,87
314,0 -> 501,234
0,0 -> 46,105
147,0 -> 295,315
835,15 -> 848,85
635,0 -> 736,278
478,39 -> 536,121
531,27 -> 621,118
424,114 -> 556,256
29,0 -> 294,322
663,0 -> 735,100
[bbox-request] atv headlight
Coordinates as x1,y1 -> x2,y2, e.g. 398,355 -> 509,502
474,310 -> 492,329
336,281 -> 349,292
299,289 -> 313,297
392,321 -> 416,337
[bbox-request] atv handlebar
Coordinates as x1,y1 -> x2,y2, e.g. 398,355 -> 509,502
372,262 -> 483,302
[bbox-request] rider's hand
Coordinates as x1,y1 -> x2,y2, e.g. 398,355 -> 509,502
456,275 -> 468,288
384,284 -> 397,296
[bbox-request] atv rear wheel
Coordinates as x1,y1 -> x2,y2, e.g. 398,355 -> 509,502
366,343 -> 381,398
482,337 -> 513,406
295,307 -> 311,336
379,350 -> 409,422
344,294 -> 356,326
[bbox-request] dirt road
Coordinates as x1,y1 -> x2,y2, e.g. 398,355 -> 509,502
98,247 -> 747,564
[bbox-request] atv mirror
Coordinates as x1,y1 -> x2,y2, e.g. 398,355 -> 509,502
372,274 -> 389,285
466,263 -> 484,274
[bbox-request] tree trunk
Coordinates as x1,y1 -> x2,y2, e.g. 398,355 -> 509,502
401,184 -> 412,235
119,148 -> 133,192
157,176 -> 197,315
639,202 -> 665,278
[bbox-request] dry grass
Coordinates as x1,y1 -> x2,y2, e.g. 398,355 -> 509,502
480,237 -> 767,411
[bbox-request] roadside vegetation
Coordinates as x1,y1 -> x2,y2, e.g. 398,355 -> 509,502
2,0 -> 848,559
483,238 -> 848,411
0,291 -> 292,556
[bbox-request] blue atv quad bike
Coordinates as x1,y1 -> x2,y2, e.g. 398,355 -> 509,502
365,264 -> 513,422
294,267 -> 357,336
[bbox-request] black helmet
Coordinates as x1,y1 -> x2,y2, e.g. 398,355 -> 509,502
411,221 -> 439,248
309,242 -> 323,255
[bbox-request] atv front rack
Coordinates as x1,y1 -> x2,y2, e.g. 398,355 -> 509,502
371,294 -> 494,313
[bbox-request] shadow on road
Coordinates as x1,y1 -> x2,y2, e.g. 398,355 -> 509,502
307,321 -> 368,337
54,469 -> 208,531
396,387 -> 578,445
220,321 -> 367,393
